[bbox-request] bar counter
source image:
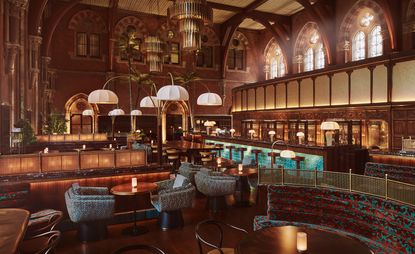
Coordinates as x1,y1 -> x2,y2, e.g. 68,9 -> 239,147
204,136 -> 368,173
370,150 -> 415,166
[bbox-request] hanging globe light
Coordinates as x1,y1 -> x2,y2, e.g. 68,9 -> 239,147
168,0 -> 213,51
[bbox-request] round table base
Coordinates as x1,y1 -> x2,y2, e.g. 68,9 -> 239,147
122,225 -> 149,236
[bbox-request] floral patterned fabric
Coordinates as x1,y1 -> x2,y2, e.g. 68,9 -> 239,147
194,170 -> 236,197
365,162 -> 415,184
151,177 -> 195,212
65,183 -> 115,223
254,185 -> 415,254
0,182 -> 30,208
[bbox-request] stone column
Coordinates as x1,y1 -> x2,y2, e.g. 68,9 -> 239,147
343,41 -> 351,63
295,55 -> 303,74
29,35 -> 42,132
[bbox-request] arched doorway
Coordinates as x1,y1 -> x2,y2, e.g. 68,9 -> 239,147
64,93 -> 99,134
162,101 -> 189,142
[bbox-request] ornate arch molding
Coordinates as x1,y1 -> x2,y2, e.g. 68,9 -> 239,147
64,93 -> 98,115
158,22 -> 179,42
338,0 -> 393,49
293,22 -> 324,57
68,9 -> 106,33
114,16 -> 148,38
232,31 -> 250,49
201,27 -> 220,46
264,38 -> 285,61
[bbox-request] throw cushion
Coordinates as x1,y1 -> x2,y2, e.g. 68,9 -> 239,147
173,174 -> 186,188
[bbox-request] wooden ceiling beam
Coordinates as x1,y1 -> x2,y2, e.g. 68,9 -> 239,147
243,0 -> 269,12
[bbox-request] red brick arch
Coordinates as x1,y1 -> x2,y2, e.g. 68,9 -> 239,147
338,0 -> 389,45
68,9 -> 106,33
114,16 -> 148,38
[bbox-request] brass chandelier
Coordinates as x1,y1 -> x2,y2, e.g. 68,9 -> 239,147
168,0 -> 213,51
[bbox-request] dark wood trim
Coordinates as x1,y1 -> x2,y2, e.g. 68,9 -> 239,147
368,65 -> 375,104
285,82 -> 288,108
328,74 -> 333,106
347,70 -> 353,105
298,79 -> 301,108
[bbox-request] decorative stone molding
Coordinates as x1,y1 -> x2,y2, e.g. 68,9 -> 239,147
5,43 -> 20,73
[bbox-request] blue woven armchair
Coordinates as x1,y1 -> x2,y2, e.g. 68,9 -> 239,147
194,170 -> 236,212
64,183 -> 115,242
151,175 -> 195,230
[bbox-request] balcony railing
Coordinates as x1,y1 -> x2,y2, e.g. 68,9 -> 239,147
258,167 -> 415,206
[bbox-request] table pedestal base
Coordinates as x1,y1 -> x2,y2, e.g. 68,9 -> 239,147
122,225 -> 148,236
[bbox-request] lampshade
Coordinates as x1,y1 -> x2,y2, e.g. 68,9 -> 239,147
88,89 -> 119,104
108,109 -> 125,116
157,85 -> 189,101
296,132 -> 305,137
204,120 -> 215,127
82,109 -> 94,116
280,149 -> 296,159
230,129 -> 235,133
215,128 -> 221,132
197,92 -> 222,106
248,130 -> 256,134
268,130 -> 276,135
321,121 -> 340,130
140,96 -> 160,108
130,110 -> 142,116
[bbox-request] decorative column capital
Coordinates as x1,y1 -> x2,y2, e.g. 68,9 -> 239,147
295,55 -> 303,64
343,41 -> 351,51
29,35 -> 43,46
5,43 -> 20,73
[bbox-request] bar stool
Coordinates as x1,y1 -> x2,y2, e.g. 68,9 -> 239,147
205,142 -> 215,146
268,152 -> 280,167
199,151 -> 213,165
251,149 -> 263,165
235,147 -> 247,161
215,144 -> 223,157
226,146 -> 235,161
293,156 -> 305,170
166,149 -> 180,173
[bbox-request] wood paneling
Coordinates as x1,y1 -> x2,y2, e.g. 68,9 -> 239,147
315,75 -> 330,106
331,72 -> 349,105
287,81 -> 299,108
351,68 -> 370,104
276,83 -> 286,108
242,90 -> 247,110
235,90 -> 242,111
256,87 -> 265,110
373,65 -> 388,103
393,60 -> 415,102
265,85 -> 275,109
247,88 -> 256,110
300,78 -> 313,107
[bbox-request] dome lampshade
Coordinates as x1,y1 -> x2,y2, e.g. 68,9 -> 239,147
321,121 -> 340,130
248,129 -> 256,134
157,85 -> 189,101
108,109 -> 125,116
140,96 -> 160,108
268,130 -> 276,135
296,132 -> 305,137
280,150 -> 296,159
88,89 -> 119,104
197,92 -> 222,106
204,120 -> 215,127
130,110 -> 143,116
82,109 -> 94,116
230,129 -> 236,133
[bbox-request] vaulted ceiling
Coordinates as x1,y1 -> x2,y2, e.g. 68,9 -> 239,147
79,0 -> 306,30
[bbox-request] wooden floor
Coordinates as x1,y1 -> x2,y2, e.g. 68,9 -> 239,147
56,193 -> 261,254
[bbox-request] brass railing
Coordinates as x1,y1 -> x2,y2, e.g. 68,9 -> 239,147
258,167 -> 415,206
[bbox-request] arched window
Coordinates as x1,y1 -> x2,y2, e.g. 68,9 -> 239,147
264,39 -> 287,79
369,25 -> 382,57
304,48 -> 314,72
315,44 -> 325,69
352,31 -> 366,61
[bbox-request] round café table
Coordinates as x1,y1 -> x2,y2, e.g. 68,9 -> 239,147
223,167 -> 257,207
110,182 -> 157,236
237,226 -> 372,254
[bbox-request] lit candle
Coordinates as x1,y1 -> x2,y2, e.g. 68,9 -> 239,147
238,164 -> 243,172
131,177 -> 138,189
82,144 -> 86,150
297,232 -> 307,253
151,140 -> 154,145
109,144 -> 112,149
217,157 -> 222,167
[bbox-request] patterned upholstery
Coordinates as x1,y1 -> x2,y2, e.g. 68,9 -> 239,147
151,176 -> 195,212
64,183 -> 115,223
365,162 -> 415,184
0,182 -> 30,208
254,185 -> 415,254
178,163 -> 202,185
194,170 -> 236,197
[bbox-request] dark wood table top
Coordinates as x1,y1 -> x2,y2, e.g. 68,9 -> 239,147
237,226 -> 372,254
165,141 -> 221,151
0,208 -> 30,254
223,167 -> 258,177
204,158 -> 236,170
110,182 -> 158,196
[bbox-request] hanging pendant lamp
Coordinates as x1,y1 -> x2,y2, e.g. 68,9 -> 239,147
157,73 -> 189,101
88,89 -> 119,104
197,92 -> 222,106
140,96 -> 160,108
168,0 -> 213,51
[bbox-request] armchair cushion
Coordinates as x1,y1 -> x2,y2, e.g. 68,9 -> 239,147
173,174 -> 186,189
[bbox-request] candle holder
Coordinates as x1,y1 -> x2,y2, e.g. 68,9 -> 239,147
297,232 -> 307,253
82,144 -> 86,150
238,164 -> 243,173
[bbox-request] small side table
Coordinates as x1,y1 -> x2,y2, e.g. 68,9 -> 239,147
223,167 -> 258,207
110,182 -> 157,236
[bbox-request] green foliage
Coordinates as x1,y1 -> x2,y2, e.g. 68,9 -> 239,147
118,27 -> 142,63
43,112 -> 67,134
173,71 -> 200,89
14,119 -> 36,145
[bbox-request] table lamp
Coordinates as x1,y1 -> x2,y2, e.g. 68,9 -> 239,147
268,130 -> 276,142
321,121 -> 340,146
297,232 -> 307,252
248,129 -> 255,140
131,177 -> 138,189
296,132 -> 305,144
230,129 -> 235,137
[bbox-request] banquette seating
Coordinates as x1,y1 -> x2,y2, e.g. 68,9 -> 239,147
254,185 -> 415,254
364,162 -> 415,184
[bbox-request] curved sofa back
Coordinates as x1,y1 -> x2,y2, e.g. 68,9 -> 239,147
365,162 -> 415,184
267,185 -> 415,253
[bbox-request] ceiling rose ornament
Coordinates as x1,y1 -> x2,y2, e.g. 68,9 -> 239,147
168,0 -> 213,51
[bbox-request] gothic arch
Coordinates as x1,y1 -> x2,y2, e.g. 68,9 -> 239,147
68,9 -> 106,33
114,16 -> 148,38
264,38 -> 285,62
338,0 -> 391,47
294,22 -> 323,56
64,93 -> 99,133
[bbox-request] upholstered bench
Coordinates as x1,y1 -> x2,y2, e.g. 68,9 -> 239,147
254,185 -> 415,254
365,162 -> 415,184
0,182 -> 30,208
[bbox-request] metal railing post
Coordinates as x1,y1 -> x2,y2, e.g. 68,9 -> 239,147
281,167 -> 284,186
314,169 -> 318,187
385,174 -> 388,200
349,169 -> 352,192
